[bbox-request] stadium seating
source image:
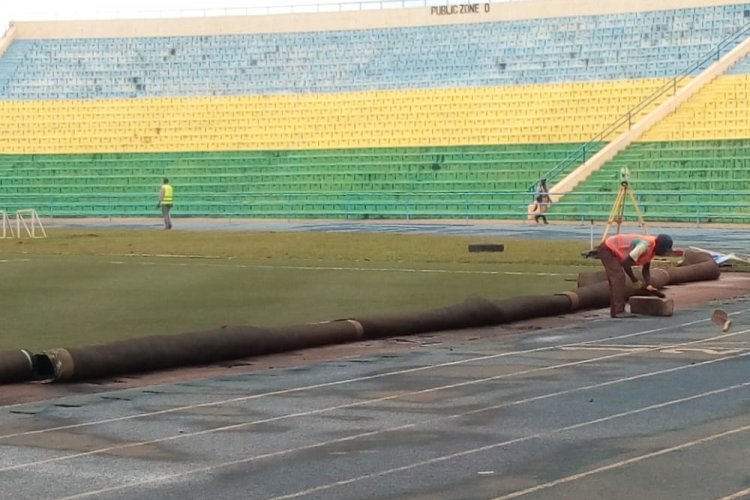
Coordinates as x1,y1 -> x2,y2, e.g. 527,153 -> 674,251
0,1 -> 749,220
569,67 -> 750,223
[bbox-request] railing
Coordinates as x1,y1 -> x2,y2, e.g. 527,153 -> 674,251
2,190 -> 749,225
531,19 -> 750,192
542,190 -> 750,225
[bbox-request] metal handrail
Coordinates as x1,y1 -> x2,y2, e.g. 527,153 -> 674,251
531,19 -> 750,192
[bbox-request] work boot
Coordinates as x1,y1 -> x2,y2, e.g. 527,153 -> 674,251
612,312 -> 636,318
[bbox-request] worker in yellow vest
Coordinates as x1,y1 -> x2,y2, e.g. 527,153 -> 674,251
598,233 -> 673,318
158,178 -> 173,230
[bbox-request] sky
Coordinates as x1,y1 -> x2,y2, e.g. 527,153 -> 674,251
0,0 -> 421,33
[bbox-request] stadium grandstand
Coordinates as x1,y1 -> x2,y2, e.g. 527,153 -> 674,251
1,0 -> 750,222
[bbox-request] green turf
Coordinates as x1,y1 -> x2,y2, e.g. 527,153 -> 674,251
0,229 -> 598,351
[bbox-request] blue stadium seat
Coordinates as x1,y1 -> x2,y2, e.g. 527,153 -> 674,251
1,3 -> 749,100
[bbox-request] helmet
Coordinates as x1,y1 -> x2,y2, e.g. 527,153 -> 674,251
655,234 -> 673,255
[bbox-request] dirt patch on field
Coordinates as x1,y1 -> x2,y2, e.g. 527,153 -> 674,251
2,272 -> 749,407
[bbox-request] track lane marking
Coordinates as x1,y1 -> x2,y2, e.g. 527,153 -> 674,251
718,487 -> 750,500
54,376 -> 750,500
0,349 -> 649,473
492,424 -> 750,499
269,383 -> 750,500
1,329 -> 747,476
4,310 -> 745,436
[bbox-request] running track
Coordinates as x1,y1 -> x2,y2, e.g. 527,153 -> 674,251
1,303 -> 749,499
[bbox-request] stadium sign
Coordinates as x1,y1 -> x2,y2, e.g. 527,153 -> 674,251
430,3 -> 491,16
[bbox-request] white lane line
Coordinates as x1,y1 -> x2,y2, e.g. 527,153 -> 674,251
2,253 -> 580,276
129,260 -> 581,277
561,346 -> 747,355
0,351 -> 648,473
717,487 -> 750,500
55,377 -> 750,500
2,311 -> 748,438
493,425 -> 750,499
269,382 -> 750,500
3,328 -> 748,475
198,261 -> 578,277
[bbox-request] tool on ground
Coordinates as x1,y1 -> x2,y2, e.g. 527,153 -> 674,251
711,309 -> 732,332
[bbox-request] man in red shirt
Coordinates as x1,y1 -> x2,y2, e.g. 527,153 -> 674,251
598,233 -> 674,318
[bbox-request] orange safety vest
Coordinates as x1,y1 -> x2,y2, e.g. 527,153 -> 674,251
604,234 -> 657,265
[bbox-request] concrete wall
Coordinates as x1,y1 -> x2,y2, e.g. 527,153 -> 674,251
11,0 -> 750,39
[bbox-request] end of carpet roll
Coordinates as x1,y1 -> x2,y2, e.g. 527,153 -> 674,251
42,348 -> 75,381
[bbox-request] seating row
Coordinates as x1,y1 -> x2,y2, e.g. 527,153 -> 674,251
0,3 -> 747,99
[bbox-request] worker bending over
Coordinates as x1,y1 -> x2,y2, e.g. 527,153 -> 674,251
598,233 -> 674,318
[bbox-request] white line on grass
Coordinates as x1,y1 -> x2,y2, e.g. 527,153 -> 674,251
132,259 -> 581,277
233,263 -> 578,277
3,253 -> 581,277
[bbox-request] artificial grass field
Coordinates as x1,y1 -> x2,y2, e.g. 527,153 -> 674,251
0,229 -> 599,351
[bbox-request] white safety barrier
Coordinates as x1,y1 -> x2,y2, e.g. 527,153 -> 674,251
0,210 -> 13,239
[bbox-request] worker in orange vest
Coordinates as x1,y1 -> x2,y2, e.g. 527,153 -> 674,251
598,233 -> 674,318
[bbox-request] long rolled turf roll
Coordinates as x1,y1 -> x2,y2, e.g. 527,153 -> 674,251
351,297 -> 506,339
45,321 -> 363,382
29,255 -> 722,383
667,252 -> 721,285
493,294 -> 573,322
0,349 -> 36,384
569,268 -> 670,310
577,270 -> 609,288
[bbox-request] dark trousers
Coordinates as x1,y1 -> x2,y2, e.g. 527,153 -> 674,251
598,243 -> 626,317
162,204 -> 173,229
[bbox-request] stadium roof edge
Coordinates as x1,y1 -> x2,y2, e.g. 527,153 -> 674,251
9,0 -> 750,39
